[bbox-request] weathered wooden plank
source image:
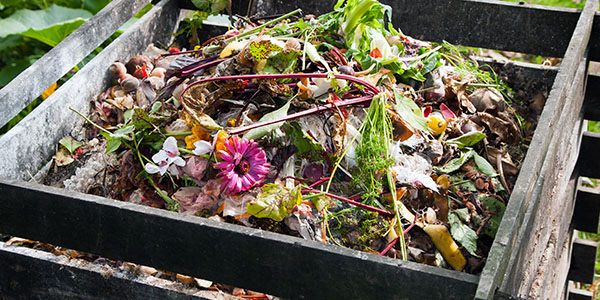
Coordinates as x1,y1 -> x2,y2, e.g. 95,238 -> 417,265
568,238 -> 598,284
0,0 -> 181,181
0,179 -> 479,300
475,0 -> 597,298
250,0 -> 600,59
576,131 -> 600,178
0,0 -> 151,129
572,185 -> 600,233
0,243 -> 225,300
583,73 -> 600,121
568,286 -> 594,300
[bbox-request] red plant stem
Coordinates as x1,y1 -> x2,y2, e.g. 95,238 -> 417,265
228,96 -> 372,135
181,58 -> 231,77
200,30 -> 239,48
308,177 -> 331,188
302,188 -> 395,217
183,73 -> 380,96
379,214 -> 418,256
379,238 -> 398,256
161,48 -> 203,57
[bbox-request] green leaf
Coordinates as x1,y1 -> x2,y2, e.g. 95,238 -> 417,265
393,90 -> 430,132
434,150 -> 474,174
149,101 -> 162,114
246,184 -> 302,222
474,153 -> 498,177
83,0 -> 111,14
0,56 -> 37,87
191,0 -> 210,10
105,138 -> 121,154
0,5 -> 92,46
479,196 -> 505,238
244,100 -> 291,140
453,208 -> 471,223
59,136 -> 82,154
448,212 -> 479,257
210,0 -> 229,14
447,131 -> 486,149
109,124 -> 135,141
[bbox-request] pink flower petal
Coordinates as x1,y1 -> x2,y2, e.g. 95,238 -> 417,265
214,161 -> 232,170
218,150 -> 233,162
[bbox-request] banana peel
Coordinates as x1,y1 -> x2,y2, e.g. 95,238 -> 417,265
422,224 -> 467,271
387,187 -> 467,271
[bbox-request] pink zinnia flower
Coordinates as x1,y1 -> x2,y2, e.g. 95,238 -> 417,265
214,136 -> 270,195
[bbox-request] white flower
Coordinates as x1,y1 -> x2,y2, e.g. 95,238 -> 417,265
145,136 -> 186,176
192,140 -> 213,156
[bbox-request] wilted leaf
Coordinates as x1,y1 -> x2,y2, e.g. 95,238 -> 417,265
53,146 -> 74,166
446,131 -> 486,149
59,136 -> 82,154
448,212 -> 479,257
434,150 -> 474,174
479,196 -> 505,238
246,183 -> 302,221
195,113 -> 222,130
393,90 -> 429,132
244,100 -> 290,140
473,153 -> 497,177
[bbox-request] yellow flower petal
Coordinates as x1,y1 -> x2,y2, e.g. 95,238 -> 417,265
41,82 -> 57,99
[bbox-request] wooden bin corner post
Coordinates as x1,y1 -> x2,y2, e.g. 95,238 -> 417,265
475,0 -> 598,299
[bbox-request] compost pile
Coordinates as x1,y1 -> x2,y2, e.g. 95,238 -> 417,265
46,0 -> 541,274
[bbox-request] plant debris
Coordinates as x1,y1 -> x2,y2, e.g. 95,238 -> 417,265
42,0 -> 545,275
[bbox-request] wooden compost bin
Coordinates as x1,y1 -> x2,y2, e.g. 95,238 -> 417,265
0,0 -> 599,299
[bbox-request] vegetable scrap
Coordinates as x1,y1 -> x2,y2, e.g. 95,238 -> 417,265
46,0 -> 544,274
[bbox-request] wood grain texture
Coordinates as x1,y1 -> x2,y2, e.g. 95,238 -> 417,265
0,0 -> 151,128
0,179 -> 479,300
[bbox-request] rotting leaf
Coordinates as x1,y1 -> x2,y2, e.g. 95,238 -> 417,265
434,150 -> 474,174
244,100 -> 290,140
479,196 -> 505,238
394,90 -> 429,132
53,146 -> 74,166
246,183 -> 302,222
59,136 -> 83,154
448,212 -> 479,257
446,131 -> 486,149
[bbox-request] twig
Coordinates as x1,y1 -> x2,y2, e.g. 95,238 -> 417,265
496,153 -> 511,196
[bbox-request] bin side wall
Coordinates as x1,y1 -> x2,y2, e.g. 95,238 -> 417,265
0,0 -> 181,180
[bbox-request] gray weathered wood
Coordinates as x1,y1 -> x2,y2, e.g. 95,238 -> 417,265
0,0 -> 151,129
568,238 -> 598,284
572,185 -> 600,233
475,0 -> 597,298
0,243 -> 224,300
0,179 -> 479,300
576,131 -> 600,178
0,0 -> 181,181
568,285 -> 594,300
